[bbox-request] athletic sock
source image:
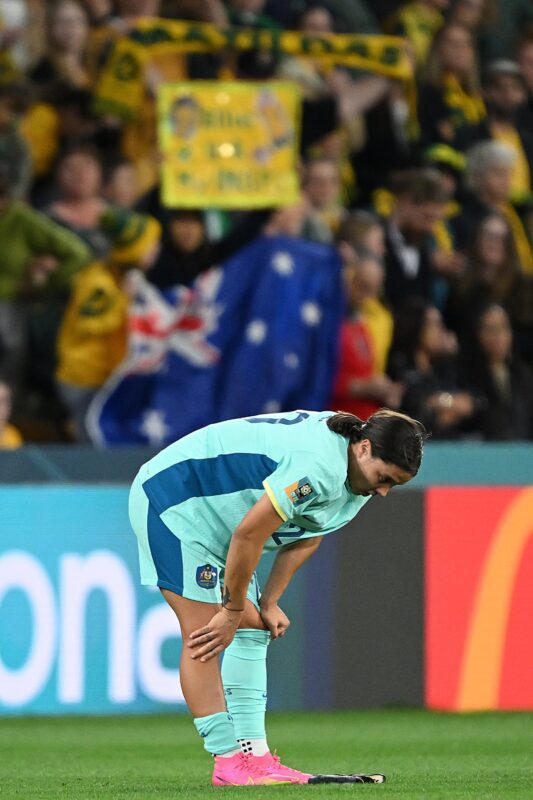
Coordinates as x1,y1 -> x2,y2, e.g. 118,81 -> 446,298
221,629 -> 270,749
193,711 -> 240,756
238,737 -> 270,756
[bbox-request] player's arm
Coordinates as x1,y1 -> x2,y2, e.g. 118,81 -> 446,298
222,492 -> 285,610
188,493 -> 283,661
259,536 -> 323,639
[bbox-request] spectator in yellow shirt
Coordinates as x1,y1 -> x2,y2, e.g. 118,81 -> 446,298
337,212 -> 394,375
56,208 -> 161,441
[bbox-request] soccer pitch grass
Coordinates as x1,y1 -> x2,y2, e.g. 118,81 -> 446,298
2,710 -> 532,799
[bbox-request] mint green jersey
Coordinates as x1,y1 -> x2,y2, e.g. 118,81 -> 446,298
136,410 -> 370,562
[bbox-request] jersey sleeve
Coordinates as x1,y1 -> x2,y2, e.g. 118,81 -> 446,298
262,452 -> 340,522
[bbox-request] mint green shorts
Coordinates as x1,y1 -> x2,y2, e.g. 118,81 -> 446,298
128,470 -> 261,609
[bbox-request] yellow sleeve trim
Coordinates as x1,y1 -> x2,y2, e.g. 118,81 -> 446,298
263,480 -> 288,522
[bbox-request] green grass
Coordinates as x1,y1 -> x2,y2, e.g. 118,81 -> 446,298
1,711 -> 532,799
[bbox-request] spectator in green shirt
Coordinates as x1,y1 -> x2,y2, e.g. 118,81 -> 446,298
0,164 -> 90,385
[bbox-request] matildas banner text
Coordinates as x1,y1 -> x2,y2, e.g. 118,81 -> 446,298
158,81 -> 300,208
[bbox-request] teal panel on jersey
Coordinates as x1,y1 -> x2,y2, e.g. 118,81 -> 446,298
142,452 -> 278,515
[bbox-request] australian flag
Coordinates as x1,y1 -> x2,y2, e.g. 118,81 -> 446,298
87,235 -> 343,446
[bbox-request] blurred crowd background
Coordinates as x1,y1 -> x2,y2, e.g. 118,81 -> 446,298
0,0 -> 533,447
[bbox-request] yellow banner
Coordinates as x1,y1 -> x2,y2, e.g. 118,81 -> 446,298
158,81 -> 300,208
95,17 -> 413,120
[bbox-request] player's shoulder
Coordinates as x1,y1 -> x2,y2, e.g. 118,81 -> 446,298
288,447 -> 347,500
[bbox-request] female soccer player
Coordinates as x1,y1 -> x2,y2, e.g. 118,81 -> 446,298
129,408 -> 426,786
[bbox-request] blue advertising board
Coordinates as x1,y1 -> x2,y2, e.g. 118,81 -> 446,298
0,486 -> 311,715
0,486 -> 190,714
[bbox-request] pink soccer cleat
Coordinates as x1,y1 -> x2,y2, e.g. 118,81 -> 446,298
212,752 -> 294,786
247,752 -> 312,784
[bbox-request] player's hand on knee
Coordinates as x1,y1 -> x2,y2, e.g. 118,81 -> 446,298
259,602 -> 290,640
188,608 -> 243,661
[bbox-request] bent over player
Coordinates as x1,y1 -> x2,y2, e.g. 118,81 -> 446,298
129,408 -> 426,786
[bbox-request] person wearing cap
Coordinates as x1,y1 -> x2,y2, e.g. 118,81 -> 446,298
56,207 -> 161,440
424,143 -> 466,204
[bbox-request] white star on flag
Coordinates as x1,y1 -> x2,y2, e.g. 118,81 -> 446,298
283,352 -> 300,369
262,400 -> 282,413
300,302 -> 322,326
140,409 -> 170,445
246,319 -> 268,344
271,251 -> 294,276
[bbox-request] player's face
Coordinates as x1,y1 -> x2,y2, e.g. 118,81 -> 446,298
348,439 -> 413,497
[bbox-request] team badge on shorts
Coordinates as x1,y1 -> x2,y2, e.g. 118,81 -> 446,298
196,564 -> 218,589
284,476 -> 317,506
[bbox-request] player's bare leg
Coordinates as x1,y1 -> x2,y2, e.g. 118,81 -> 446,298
161,589 -> 292,786
161,589 -> 226,716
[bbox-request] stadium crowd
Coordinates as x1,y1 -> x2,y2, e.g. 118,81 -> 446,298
0,0 -> 533,446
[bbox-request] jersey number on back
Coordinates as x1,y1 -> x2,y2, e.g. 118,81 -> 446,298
246,412 -> 310,425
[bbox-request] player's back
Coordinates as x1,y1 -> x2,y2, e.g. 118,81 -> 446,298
143,410 -> 342,478
136,409 -> 365,560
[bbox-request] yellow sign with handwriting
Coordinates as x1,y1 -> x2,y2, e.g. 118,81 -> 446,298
158,81 -> 300,208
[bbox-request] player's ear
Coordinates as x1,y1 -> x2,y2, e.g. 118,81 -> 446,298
361,438 -> 372,457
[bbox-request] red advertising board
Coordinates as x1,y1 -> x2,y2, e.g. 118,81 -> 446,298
426,487 -> 533,710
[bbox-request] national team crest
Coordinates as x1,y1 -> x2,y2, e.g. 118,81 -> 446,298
284,477 -> 317,506
196,563 -> 218,589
